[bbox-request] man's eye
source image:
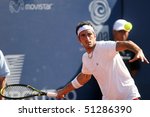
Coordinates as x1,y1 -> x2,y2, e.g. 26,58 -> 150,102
81,34 -> 86,37
88,33 -> 92,36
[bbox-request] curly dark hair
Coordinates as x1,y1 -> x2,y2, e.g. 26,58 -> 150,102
75,21 -> 94,35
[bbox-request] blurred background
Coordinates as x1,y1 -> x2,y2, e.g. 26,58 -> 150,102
0,0 -> 149,100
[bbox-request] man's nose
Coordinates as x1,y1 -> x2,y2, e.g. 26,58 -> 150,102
85,36 -> 90,41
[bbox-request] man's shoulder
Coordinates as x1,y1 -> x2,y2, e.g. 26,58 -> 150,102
82,52 -> 88,58
96,41 -> 116,49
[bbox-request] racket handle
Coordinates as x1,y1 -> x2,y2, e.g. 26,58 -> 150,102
47,91 -> 57,97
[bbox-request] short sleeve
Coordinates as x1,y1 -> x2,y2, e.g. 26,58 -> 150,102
81,54 -> 92,75
81,63 -> 92,75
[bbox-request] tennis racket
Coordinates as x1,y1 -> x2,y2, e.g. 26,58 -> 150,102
0,84 -> 58,99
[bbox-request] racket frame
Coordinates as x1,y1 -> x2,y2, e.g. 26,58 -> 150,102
0,84 -> 48,99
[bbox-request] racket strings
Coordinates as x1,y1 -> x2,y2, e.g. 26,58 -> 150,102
3,86 -> 39,98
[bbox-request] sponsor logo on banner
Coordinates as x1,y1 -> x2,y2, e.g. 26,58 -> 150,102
89,0 -> 111,41
9,0 -> 54,13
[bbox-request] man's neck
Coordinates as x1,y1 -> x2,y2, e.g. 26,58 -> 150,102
86,43 -> 96,54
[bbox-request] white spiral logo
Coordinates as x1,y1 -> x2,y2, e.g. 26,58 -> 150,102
89,0 -> 111,25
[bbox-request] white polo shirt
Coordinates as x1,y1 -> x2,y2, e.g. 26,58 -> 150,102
81,41 -> 140,100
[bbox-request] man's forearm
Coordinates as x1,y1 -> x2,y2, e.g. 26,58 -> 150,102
116,40 -> 141,53
126,40 -> 142,53
62,73 -> 91,94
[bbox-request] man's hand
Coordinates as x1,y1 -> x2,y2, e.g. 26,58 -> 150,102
56,89 -> 66,99
129,49 -> 149,63
116,41 -> 149,64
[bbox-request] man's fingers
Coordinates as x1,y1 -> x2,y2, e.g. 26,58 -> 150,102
129,58 -> 137,62
129,56 -> 149,64
144,58 -> 149,64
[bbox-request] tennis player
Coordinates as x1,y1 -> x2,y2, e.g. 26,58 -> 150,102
112,19 -> 141,78
56,21 -> 149,100
0,50 -> 10,100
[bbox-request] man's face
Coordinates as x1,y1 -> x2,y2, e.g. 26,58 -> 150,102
113,30 -> 129,41
78,29 -> 96,49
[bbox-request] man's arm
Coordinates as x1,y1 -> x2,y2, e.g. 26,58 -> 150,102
116,40 -> 149,63
56,72 -> 91,99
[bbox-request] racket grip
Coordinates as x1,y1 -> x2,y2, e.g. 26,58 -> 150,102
47,91 -> 57,97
